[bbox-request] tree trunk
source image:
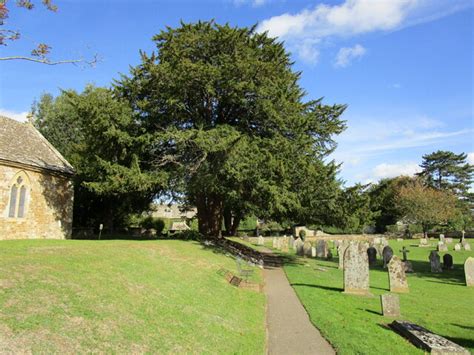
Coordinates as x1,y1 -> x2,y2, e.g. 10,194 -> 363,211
229,213 -> 242,236
196,193 -> 223,238
223,206 -> 232,236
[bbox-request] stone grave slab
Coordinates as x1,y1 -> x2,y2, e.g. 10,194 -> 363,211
381,294 -> 400,317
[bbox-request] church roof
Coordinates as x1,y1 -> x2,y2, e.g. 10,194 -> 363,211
0,115 -> 74,175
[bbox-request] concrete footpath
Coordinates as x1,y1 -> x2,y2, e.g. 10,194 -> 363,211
263,262 -> 335,355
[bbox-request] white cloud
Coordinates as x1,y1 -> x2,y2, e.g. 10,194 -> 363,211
467,152 -> 474,165
0,108 -> 29,122
391,83 -> 402,89
372,162 -> 422,179
334,44 -> 366,67
257,0 -> 472,63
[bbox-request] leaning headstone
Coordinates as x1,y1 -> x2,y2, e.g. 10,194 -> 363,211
381,294 -> 400,317
338,242 -> 349,269
390,320 -> 469,354
311,246 -> 316,258
429,251 -> 442,273
465,257 -> 474,286
437,242 -> 448,252
303,241 -> 312,257
443,254 -> 453,270
367,247 -> 377,266
388,256 -> 409,293
316,240 -> 328,258
295,238 -> 304,256
257,235 -> 264,246
454,243 -> 462,251
382,246 -> 394,269
343,241 -> 371,296
463,242 -> 471,251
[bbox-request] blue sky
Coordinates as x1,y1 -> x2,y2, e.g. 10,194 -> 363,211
0,0 -> 473,186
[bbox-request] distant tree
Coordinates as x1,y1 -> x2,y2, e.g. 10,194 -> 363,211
0,0 -> 97,65
333,183 -> 374,233
117,21 -> 346,238
32,85 -> 165,230
395,179 -> 458,237
417,150 -> 473,198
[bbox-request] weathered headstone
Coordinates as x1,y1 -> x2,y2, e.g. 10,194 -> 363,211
403,261 -> 414,273
281,237 -> 289,253
390,320 -> 469,354
465,257 -> 474,287
388,256 -> 409,293
311,246 -> 316,258
257,235 -> 264,246
316,239 -> 328,258
382,246 -> 394,269
443,254 -> 453,270
461,230 -> 465,244
295,238 -> 304,256
367,247 -> 377,266
437,242 -> 448,252
445,237 -> 453,244
303,241 -> 312,257
343,241 -> 371,296
439,233 -> 445,243
454,243 -> 462,251
418,238 -> 429,247
327,249 -> 333,260
381,294 -> 400,317
396,238 -> 403,242
276,238 -> 282,250
463,242 -> 471,251
243,234 -> 250,242
373,237 -> 381,245
429,251 -> 442,273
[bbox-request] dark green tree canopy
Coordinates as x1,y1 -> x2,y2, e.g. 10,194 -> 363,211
117,21 -> 346,237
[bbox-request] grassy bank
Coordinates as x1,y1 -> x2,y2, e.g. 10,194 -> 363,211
281,239 -> 474,354
0,239 -> 265,353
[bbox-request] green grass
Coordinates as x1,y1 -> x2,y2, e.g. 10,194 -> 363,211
283,239 -> 474,354
0,239 -> 265,353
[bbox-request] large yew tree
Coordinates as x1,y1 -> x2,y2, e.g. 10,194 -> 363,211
117,22 -> 346,237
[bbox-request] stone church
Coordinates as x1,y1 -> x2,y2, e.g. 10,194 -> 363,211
0,115 -> 74,239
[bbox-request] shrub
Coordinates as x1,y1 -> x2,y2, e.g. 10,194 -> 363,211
385,224 -> 399,233
140,216 -> 165,235
172,230 -> 203,241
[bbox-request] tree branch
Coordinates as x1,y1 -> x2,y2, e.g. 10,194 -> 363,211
0,53 -> 99,66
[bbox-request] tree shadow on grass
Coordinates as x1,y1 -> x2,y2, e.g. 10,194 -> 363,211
443,337 -> 474,350
290,283 -> 343,292
451,323 -> 474,331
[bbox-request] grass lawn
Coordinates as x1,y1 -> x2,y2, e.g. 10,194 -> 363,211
281,239 -> 474,354
0,239 -> 265,353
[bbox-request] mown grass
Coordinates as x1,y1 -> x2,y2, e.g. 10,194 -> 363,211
281,238 -> 474,354
0,239 -> 265,353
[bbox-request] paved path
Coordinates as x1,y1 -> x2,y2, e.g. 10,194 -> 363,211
262,248 -> 335,355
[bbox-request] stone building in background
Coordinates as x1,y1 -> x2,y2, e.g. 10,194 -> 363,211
0,116 -> 74,239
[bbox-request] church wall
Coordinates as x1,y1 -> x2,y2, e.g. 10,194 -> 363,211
0,164 -> 73,240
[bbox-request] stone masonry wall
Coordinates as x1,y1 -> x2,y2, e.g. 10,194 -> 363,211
0,164 -> 73,239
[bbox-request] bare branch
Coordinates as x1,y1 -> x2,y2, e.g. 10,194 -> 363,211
0,53 -> 100,66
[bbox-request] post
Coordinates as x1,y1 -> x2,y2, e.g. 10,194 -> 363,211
99,223 -> 103,240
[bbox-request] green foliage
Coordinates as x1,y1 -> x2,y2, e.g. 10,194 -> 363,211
140,216 -> 165,234
171,230 -> 203,241
298,229 -> 306,240
116,21 -> 346,237
238,216 -> 258,231
32,86 -> 166,229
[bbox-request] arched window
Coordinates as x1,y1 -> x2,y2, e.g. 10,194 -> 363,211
8,174 -> 29,218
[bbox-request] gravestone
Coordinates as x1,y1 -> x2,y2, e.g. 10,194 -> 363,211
463,242 -> 471,251
375,244 -> 384,260
327,249 -> 333,260
445,237 -> 453,244
418,238 -> 429,247
343,241 -> 371,296
461,230 -> 465,244
443,254 -> 453,270
303,241 -> 312,257
454,243 -> 462,251
465,257 -> 474,287
316,239 -> 328,258
399,246 -> 410,261
295,238 -> 304,256
381,294 -> 400,317
311,246 -> 316,258
338,242 -> 349,269
367,247 -> 377,266
276,238 -> 282,250
396,238 -> 403,242
243,234 -> 250,242
382,246 -> 394,269
403,261 -> 414,273
373,237 -> 381,245
272,237 -> 277,248
281,237 -> 289,253
437,242 -> 448,252
390,321 -> 469,354
257,235 -> 264,246
429,251 -> 442,273
388,256 -> 409,293
289,236 -> 295,249
439,233 -> 445,243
